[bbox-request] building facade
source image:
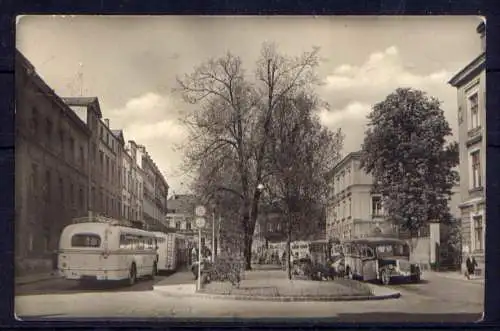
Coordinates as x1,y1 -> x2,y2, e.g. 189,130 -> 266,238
63,98 -> 123,221
123,140 -> 144,228
15,51 -> 92,275
325,152 -> 461,242
326,151 -> 392,241
138,145 -> 169,232
448,20 -> 486,275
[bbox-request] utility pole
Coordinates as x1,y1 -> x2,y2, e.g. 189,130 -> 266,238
212,210 -> 215,261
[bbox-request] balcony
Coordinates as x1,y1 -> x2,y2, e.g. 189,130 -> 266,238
466,126 -> 483,147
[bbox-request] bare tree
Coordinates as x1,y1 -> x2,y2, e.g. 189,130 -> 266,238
176,43 -> 323,270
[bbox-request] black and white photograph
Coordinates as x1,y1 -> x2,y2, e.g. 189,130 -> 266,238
15,15 -> 485,322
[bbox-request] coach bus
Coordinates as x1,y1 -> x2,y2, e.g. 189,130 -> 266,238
342,237 -> 422,285
58,216 -> 158,285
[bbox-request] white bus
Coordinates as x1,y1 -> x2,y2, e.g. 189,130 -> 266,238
153,232 -> 177,272
58,217 -> 158,285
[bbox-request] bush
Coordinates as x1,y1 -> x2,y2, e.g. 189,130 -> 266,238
209,253 -> 244,287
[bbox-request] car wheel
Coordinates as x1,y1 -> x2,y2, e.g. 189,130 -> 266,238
380,269 -> 391,285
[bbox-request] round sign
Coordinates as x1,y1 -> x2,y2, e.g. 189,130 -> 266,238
195,205 -> 206,217
195,217 -> 206,228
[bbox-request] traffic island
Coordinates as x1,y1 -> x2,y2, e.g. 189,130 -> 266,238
154,277 -> 401,302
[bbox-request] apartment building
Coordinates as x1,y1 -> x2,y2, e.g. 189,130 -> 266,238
138,145 -> 169,232
15,50 -> 91,275
448,20 -> 486,275
123,140 -> 144,228
326,151 -> 392,241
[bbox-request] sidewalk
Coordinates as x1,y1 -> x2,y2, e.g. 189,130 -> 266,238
425,271 -> 484,284
15,271 -> 62,286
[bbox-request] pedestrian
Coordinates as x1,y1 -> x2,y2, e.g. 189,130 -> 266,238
465,254 -> 478,280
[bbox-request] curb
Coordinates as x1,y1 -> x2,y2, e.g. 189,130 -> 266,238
15,273 -> 62,286
154,285 -> 401,302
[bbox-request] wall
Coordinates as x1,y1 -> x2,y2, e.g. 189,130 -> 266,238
15,52 -> 91,275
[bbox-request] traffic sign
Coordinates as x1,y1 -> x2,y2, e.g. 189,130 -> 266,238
195,217 -> 206,228
195,205 -> 206,217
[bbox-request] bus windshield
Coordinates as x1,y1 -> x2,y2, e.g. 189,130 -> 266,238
375,243 -> 409,257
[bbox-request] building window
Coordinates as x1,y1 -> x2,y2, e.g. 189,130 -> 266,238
348,198 -> 352,217
30,164 -> 38,192
371,196 -> 382,216
186,222 -> 192,231
99,151 -> 104,170
69,137 -> 75,163
473,215 -> 483,251
59,129 -> 65,156
45,169 -> 51,203
80,146 -> 85,168
79,186 -> 84,211
468,92 -> 480,130
471,150 -> 482,189
31,108 -> 39,136
45,119 -> 53,145
69,183 -> 74,207
175,221 -> 181,229
58,177 -> 64,203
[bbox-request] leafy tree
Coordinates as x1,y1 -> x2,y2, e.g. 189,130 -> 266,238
176,43 -> 321,270
360,88 -> 459,235
263,92 -> 343,279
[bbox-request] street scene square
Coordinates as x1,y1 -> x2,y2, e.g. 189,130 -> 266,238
15,16 -> 485,323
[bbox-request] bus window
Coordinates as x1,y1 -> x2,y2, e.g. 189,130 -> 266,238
136,237 -> 145,250
71,233 -> 101,248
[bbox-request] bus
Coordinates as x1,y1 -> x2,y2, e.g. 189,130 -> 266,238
153,232 -> 176,273
58,216 -> 158,285
342,237 -> 422,285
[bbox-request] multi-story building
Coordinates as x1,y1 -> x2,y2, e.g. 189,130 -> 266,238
326,151 -> 462,242
448,20 -> 486,275
63,98 -> 123,221
326,151 -> 391,241
123,140 -> 144,228
15,50 -> 91,275
166,194 -> 197,234
137,145 -> 169,232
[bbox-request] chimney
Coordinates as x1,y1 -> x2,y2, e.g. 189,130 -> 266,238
477,20 -> 486,53
104,118 -> 110,127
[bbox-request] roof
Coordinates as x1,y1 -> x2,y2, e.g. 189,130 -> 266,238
447,52 -> 485,88
332,151 -> 363,174
62,97 -> 103,118
111,129 -> 125,145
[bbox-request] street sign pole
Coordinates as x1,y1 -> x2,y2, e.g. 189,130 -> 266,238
194,205 -> 206,292
198,227 -> 202,291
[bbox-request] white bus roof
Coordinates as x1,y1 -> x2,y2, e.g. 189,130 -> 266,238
62,222 -> 156,237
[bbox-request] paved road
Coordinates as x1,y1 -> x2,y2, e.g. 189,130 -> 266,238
15,270 -> 195,296
15,270 -> 483,323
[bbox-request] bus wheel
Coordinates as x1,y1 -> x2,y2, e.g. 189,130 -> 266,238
380,269 -> 391,285
128,264 -> 137,286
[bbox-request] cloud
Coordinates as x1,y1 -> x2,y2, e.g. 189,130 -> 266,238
106,92 -> 190,193
318,101 -> 372,127
319,45 -> 458,153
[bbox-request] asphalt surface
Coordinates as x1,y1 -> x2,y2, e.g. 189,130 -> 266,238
14,269 -> 484,323
15,269 -> 195,296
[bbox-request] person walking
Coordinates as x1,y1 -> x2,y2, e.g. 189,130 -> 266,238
465,254 -> 478,280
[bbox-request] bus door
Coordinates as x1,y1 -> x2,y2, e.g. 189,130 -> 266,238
361,245 -> 377,281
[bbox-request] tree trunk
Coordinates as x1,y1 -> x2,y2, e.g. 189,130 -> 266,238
286,216 -> 292,280
242,213 -> 253,270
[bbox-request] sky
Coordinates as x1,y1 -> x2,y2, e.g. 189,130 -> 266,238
16,15 -> 483,195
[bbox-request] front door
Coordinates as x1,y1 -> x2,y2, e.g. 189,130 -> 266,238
360,246 -> 377,281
